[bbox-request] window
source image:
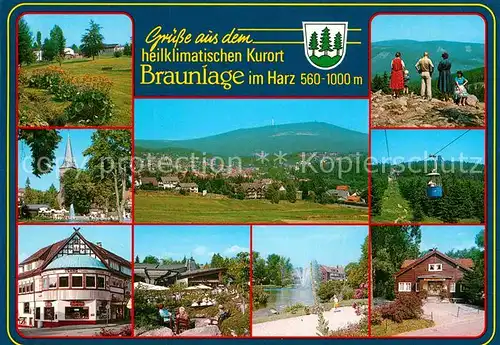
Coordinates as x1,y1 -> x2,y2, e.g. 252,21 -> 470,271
86,275 -> 96,288
460,284 -> 465,292
121,267 -> 131,276
59,276 -> 69,288
23,303 -> 29,313
450,282 -> 456,293
97,276 -> 105,289
428,263 -> 443,272
43,277 -> 49,290
416,283 -> 419,292
398,282 -> 412,292
48,276 -> 57,289
44,307 -> 54,320
65,307 -> 89,320
109,261 -> 120,271
72,276 -> 83,288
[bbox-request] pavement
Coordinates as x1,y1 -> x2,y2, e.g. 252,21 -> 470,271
400,302 -> 485,337
252,307 -> 361,337
18,323 -> 131,337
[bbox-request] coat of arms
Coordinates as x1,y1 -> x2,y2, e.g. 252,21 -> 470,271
303,22 -> 348,70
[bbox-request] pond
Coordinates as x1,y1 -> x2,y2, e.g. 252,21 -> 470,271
256,286 -> 315,312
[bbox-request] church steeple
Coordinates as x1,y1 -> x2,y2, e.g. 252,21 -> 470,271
60,134 -> 76,169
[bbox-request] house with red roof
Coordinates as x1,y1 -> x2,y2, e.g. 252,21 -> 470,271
394,248 -> 473,299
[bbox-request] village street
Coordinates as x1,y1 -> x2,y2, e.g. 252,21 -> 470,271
252,306 -> 361,337
18,323 -> 130,337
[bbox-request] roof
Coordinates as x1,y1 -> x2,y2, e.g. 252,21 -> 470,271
60,135 -> 77,169
240,182 -> 264,191
179,183 -> 198,188
320,265 -> 345,274
45,255 -> 107,270
161,176 -> 180,183
396,249 -> 474,277
23,204 -> 50,211
457,258 -> 474,269
141,177 -> 158,185
417,274 -> 453,279
20,238 -> 68,265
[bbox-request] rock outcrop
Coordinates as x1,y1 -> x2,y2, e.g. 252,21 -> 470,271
371,91 -> 485,127
137,327 -> 174,337
179,325 -> 222,336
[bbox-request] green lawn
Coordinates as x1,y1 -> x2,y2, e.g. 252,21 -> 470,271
372,181 -> 413,223
371,318 -> 435,337
135,192 -> 368,223
20,56 -> 132,126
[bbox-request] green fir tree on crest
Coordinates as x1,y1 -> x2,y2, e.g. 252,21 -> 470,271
307,26 -> 344,68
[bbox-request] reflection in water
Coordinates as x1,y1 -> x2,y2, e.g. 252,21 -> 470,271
257,286 -> 315,311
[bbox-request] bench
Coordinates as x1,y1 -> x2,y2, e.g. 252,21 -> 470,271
101,67 -> 113,71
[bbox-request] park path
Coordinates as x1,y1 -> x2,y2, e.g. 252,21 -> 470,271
252,307 -> 361,337
400,302 -> 485,337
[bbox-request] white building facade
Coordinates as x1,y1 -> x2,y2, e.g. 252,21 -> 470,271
18,229 -> 131,327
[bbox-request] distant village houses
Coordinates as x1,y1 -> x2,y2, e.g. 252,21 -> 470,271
319,265 -> 346,282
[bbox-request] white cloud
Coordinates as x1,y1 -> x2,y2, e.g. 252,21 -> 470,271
193,245 -> 208,256
224,245 -> 249,254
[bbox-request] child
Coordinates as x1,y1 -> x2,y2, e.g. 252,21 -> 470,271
403,70 -> 410,95
333,295 -> 340,312
454,71 -> 469,106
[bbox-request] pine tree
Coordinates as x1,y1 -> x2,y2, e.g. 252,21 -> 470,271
319,27 -> 333,56
42,38 -> 56,61
80,20 -> 104,60
18,18 -> 35,65
135,255 -> 140,263
36,31 -> 42,49
49,25 -> 66,57
333,31 -> 343,56
308,31 -> 319,57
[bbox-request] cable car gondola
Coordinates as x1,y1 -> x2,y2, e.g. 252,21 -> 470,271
426,155 -> 443,199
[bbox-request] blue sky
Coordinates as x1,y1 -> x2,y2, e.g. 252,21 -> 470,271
372,15 -> 485,43
371,129 -> 484,164
18,130 -> 95,191
22,14 -> 132,47
252,226 -> 367,267
134,226 -> 250,264
18,225 -> 132,262
419,226 -> 483,252
135,99 -> 368,140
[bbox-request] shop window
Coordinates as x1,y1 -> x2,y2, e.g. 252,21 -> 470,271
65,307 -> 89,320
72,276 -> 83,288
23,303 -> 29,313
48,276 -> 57,289
59,276 -> 69,288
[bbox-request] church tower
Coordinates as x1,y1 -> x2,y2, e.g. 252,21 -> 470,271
58,134 -> 77,207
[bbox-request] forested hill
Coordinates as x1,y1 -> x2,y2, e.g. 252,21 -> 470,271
135,122 -> 368,157
371,39 -> 484,75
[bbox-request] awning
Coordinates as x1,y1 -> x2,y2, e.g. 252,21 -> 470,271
184,284 -> 213,290
134,282 -> 169,291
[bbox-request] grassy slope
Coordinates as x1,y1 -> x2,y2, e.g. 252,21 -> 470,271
371,319 -> 435,337
373,181 -> 413,223
135,192 -> 368,223
22,56 -> 132,126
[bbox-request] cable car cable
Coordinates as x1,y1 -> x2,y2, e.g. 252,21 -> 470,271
431,129 -> 471,157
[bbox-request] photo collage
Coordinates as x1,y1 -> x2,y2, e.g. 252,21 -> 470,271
15,13 -> 487,339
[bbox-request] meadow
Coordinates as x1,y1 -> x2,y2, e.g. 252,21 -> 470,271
19,55 -> 132,126
134,192 -> 368,223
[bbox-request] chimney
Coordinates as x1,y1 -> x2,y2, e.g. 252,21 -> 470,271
96,242 -> 102,247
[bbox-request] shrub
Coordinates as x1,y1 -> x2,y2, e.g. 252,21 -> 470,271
342,286 -> 355,300
284,303 -> 305,314
376,293 -> 423,323
114,50 -> 123,58
371,308 -> 383,325
252,286 -> 269,306
28,66 -> 67,89
417,289 -> 428,300
317,280 -> 343,302
64,89 -> 114,125
219,312 -> 250,336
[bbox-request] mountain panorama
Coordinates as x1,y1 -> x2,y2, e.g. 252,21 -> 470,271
371,40 -> 484,75
135,122 -> 368,157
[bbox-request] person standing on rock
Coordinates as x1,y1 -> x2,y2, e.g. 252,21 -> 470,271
390,52 -> 405,98
415,52 -> 434,100
454,71 -> 469,106
437,52 -> 453,102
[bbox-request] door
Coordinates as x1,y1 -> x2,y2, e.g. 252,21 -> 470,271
35,307 -> 40,320
428,281 -> 443,295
